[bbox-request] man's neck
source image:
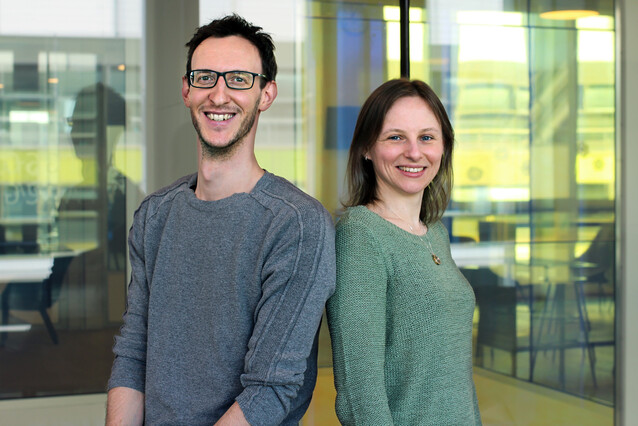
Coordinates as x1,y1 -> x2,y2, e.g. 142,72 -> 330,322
194,151 -> 265,201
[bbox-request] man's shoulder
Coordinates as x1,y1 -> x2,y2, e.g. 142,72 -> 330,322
135,173 -> 194,215
257,172 -> 330,217
148,173 -> 194,198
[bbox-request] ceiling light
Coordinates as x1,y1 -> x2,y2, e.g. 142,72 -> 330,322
540,1 -> 599,20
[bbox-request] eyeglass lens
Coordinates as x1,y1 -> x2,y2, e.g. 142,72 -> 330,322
191,70 -> 255,89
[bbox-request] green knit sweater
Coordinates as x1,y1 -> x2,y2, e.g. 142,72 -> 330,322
327,206 -> 481,425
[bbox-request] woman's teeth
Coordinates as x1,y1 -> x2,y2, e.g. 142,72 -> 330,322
399,166 -> 424,173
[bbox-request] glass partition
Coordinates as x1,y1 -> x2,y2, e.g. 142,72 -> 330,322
0,0 -> 143,398
300,0 -> 616,424
432,0 -> 614,411
0,1 -> 617,424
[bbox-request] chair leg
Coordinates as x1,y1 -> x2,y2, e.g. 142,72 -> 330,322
574,283 -> 597,388
532,284 -> 555,369
39,307 -> 59,345
1,292 -> 9,346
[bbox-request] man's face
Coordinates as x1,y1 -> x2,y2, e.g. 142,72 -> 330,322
182,36 -> 276,159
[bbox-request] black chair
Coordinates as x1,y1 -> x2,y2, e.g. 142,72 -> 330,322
462,266 -> 529,377
560,223 -> 615,387
572,223 -> 614,315
1,255 -> 74,345
527,225 -> 614,390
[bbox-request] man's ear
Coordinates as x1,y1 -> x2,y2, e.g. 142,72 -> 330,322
258,80 -> 278,112
181,75 -> 191,107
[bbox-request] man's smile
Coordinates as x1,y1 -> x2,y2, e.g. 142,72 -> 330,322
206,112 -> 235,121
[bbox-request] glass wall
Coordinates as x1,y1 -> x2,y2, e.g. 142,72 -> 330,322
300,0 -> 615,424
0,0 -> 143,398
0,0 -> 617,424
439,0 -> 615,407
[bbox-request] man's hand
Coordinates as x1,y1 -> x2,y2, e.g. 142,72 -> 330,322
215,401 -> 250,426
105,386 -> 144,426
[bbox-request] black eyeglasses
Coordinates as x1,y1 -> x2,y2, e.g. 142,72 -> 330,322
187,69 -> 268,90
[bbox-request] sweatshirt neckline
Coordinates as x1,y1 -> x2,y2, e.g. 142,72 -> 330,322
185,171 -> 273,208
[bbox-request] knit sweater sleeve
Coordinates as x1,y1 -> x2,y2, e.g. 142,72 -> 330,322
473,380 -> 482,425
327,216 -> 395,425
235,200 -> 336,425
108,199 -> 150,393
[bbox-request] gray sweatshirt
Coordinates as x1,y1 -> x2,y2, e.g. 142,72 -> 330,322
108,171 -> 336,425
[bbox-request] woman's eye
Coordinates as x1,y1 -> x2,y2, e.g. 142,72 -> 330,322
388,135 -> 402,141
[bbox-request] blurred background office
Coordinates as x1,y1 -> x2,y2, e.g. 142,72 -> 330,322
0,0 -> 636,424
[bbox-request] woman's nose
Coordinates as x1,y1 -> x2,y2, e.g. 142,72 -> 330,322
404,139 -> 422,159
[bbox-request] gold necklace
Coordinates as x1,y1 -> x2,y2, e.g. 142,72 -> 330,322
423,233 -> 442,265
381,204 -> 442,265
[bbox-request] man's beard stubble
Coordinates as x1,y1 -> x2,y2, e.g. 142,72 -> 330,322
192,96 -> 261,160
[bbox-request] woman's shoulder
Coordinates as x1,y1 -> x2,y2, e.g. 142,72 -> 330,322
426,219 -> 451,244
335,206 -> 380,233
336,205 -> 368,221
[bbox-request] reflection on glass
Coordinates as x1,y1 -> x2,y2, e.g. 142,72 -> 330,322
429,0 -> 616,410
305,0 -> 615,423
0,1 -> 143,399
0,1 -> 618,424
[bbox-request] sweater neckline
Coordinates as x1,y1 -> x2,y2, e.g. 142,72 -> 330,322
356,205 -> 437,240
184,171 -> 273,209
346,206 -> 445,265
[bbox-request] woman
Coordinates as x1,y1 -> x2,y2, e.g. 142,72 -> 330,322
327,79 -> 481,425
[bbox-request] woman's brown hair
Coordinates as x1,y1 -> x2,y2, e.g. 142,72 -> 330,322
344,78 -> 454,225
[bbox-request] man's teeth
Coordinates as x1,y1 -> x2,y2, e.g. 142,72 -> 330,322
399,166 -> 424,173
206,113 -> 233,121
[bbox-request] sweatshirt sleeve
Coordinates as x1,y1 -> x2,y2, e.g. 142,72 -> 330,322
235,202 -> 336,425
107,201 -> 149,393
326,218 -> 395,425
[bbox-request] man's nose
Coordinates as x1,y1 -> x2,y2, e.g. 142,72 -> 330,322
207,79 -> 231,104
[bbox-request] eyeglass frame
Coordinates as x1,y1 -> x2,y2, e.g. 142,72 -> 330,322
186,69 -> 269,90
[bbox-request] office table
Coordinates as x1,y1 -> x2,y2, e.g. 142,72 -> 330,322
0,250 -> 79,336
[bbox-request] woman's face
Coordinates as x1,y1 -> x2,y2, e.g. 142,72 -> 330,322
366,96 -> 444,203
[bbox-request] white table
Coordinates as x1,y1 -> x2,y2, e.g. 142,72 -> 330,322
0,257 -> 53,283
0,255 -> 57,335
451,242 -> 508,267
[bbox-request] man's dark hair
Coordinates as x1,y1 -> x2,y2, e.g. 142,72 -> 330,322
185,14 -> 277,88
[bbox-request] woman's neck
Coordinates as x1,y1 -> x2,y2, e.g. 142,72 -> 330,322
367,197 -> 426,235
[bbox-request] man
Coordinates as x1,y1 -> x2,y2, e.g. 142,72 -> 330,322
106,14 -> 335,425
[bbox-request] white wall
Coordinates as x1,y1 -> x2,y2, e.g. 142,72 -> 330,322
144,0 -> 199,192
0,0 -> 142,38
618,0 -> 638,424
0,394 -> 106,425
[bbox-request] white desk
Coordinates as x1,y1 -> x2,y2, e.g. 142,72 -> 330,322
1,252 -> 74,336
451,242 -> 508,267
0,257 -> 53,283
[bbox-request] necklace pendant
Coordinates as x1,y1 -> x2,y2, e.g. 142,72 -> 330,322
432,254 -> 441,265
